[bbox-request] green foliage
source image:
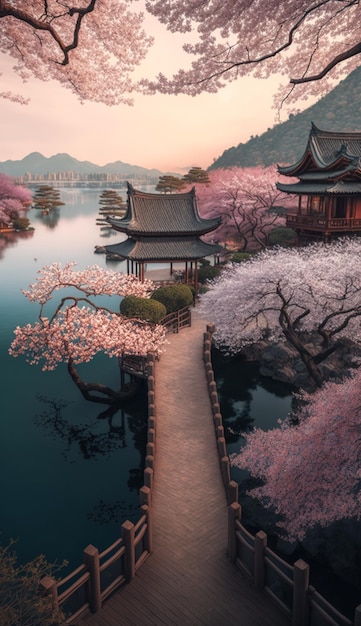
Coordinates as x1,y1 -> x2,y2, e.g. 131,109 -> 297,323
268,226 -> 297,247
155,175 -> 186,193
0,540 -> 66,626
182,167 -> 210,185
32,185 -> 65,212
120,295 -> 166,323
12,216 -> 30,231
151,284 -> 193,313
229,252 -> 252,263
210,66 -> 361,169
198,265 -> 222,283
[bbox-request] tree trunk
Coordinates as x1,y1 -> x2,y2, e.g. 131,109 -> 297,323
67,358 -> 138,405
283,326 -> 324,387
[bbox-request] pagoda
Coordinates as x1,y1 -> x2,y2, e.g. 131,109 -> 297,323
277,123 -> 361,243
104,183 -> 223,293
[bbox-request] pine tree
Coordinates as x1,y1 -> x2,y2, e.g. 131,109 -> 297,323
182,167 -> 210,185
155,175 -> 186,193
33,186 -> 64,214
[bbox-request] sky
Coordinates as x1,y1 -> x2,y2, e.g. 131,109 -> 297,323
0,9 -> 305,174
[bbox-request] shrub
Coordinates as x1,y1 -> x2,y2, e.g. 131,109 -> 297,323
198,265 -> 222,284
229,252 -> 252,263
120,295 -> 166,323
151,284 -> 193,313
269,226 -> 297,247
12,217 -> 30,231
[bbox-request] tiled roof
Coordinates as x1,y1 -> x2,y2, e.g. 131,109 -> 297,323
105,237 -> 224,261
277,181 -> 361,194
278,123 -> 361,177
106,183 -> 221,236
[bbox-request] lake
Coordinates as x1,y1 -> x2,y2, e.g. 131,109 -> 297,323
0,188 -> 150,575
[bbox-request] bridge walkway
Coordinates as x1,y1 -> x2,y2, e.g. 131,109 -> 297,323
78,310 -> 289,625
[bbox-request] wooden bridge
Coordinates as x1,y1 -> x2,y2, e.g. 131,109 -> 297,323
77,310 -> 289,626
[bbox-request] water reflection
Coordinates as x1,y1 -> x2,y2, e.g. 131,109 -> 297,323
32,206 -> 62,229
33,395 -> 127,461
0,229 -> 34,259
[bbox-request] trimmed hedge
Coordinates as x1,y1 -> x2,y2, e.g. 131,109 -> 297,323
198,265 -> 222,284
150,284 -> 193,314
120,295 -> 166,323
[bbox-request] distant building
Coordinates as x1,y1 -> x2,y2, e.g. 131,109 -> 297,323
277,123 -> 361,244
105,182 -> 223,293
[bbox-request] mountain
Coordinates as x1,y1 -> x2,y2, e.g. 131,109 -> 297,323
0,151 -> 164,178
210,66 -> 361,170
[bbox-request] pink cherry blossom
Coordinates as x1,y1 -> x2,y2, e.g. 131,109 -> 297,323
144,0 -> 361,108
199,237 -> 361,386
192,166 -> 295,251
232,371 -> 361,540
2,2 -> 360,107
9,263 -> 167,402
0,0 -> 152,105
0,173 -> 32,227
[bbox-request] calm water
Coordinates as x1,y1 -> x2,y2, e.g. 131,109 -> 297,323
0,188 -> 150,574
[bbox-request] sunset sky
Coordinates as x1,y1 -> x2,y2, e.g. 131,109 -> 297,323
0,9 -> 308,174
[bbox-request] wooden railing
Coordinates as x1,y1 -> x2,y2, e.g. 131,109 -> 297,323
119,307 -> 192,378
161,305 -> 192,333
202,324 -> 361,626
287,214 -> 361,232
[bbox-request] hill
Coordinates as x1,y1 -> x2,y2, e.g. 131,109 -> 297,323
0,152 -> 164,179
210,66 -> 361,170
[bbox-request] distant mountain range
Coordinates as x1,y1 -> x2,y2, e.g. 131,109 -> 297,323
210,66 -> 361,170
0,152 -> 165,178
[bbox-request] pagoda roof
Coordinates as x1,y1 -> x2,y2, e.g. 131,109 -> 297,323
277,180 -> 361,195
106,182 -> 221,236
278,123 -> 361,178
105,237 -> 224,262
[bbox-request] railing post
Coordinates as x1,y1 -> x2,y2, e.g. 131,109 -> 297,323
254,531 -> 267,590
227,480 -> 238,505
139,485 -> 152,508
292,559 -> 310,626
228,501 -> 241,562
121,521 -> 136,582
354,605 -> 361,626
144,466 -> 154,489
217,436 -> 227,458
147,427 -> 156,445
220,455 -> 231,486
140,503 -> 153,554
40,575 -> 59,610
83,544 -> 101,613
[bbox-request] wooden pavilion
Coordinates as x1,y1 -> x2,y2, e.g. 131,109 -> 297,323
104,182 -> 224,293
277,123 -> 361,243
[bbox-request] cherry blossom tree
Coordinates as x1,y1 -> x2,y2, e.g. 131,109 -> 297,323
3,1 -> 361,107
194,166 -> 294,251
9,262 -> 167,404
0,173 -> 32,229
144,0 -> 361,107
0,0 -> 152,105
199,237 -> 361,387
231,370 -> 361,541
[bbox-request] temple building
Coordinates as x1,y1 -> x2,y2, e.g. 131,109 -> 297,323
104,182 -> 223,293
277,123 -> 361,244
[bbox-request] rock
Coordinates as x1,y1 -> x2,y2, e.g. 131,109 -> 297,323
247,333 -> 361,389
